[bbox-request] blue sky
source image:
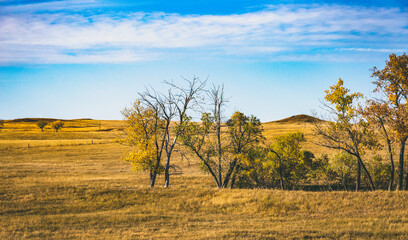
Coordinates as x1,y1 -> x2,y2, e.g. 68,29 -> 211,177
0,0 -> 407,121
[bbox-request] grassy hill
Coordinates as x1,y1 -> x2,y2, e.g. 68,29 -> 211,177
1,116 -> 408,239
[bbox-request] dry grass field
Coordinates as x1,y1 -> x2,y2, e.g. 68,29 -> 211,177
1,117 -> 408,239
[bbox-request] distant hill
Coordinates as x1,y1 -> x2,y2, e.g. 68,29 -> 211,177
7,118 -> 58,123
270,114 -> 323,123
6,118 -> 93,123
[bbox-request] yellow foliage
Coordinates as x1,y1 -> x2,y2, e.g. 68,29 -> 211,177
121,101 -> 164,173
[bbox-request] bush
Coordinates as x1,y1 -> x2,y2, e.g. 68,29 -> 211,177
367,155 -> 391,190
331,153 -> 356,191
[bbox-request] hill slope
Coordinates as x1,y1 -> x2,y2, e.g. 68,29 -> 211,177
271,114 -> 323,123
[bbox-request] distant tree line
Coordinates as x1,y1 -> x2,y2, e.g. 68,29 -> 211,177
121,53 -> 408,191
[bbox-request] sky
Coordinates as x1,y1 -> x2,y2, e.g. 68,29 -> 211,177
0,0 -> 407,121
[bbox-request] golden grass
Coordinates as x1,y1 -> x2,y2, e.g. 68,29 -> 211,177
1,118 -> 407,239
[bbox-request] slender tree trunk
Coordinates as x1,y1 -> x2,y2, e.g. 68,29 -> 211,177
164,136 -> 177,188
279,166 -> 285,190
164,155 -> 171,188
230,165 -> 240,189
387,139 -> 395,191
389,157 -> 395,191
342,175 -> 347,191
216,119 -> 223,186
397,138 -> 407,190
279,175 -> 285,190
356,159 -> 361,191
401,139 -> 408,190
191,148 -> 221,187
150,172 -> 157,187
222,159 -> 238,188
358,156 -> 375,191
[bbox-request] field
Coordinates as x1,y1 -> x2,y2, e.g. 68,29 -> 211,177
1,117 -> 408,239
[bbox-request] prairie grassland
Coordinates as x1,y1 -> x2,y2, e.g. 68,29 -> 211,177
1,118 -> 407,239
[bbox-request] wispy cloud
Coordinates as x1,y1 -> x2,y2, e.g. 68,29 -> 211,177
0,4 -> 407,64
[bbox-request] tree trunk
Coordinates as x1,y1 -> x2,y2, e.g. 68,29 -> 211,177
279,175 -> 285,190
164,156 -> 170,188
401,139 -> 408,190
356,159 -> 361,191
357,156 -> 375,191
164,171 -> 170,188
389,157 -> 395,191
216,119 -> 223,186
278,166 -> 285,190
230,165 -> 240,189
342,175 -> 347,191
164,137 -> 177,188
191,148 -> 221,187
387,139 -> 395,191
150,172 -> 157,187
222,159 -> 238,188
397,138 -> 406,190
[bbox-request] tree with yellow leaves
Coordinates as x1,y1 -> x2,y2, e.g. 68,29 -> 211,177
363,101 -> 395,190
314,79 -> 376,191
121,100 -> 165,187
370,53 -> 408,190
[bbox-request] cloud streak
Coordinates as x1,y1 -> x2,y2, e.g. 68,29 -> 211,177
0,4 -> 407,64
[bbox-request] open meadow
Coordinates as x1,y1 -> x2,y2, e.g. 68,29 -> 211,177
1,118 -> 408,239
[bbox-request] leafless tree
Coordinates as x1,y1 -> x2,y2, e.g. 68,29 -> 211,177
179,85 -> 263,188
139,76 -> 206,188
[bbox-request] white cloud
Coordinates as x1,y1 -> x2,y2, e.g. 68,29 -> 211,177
0,4 -> 407,64
1,0 -> 102,12
339,48 -> 407,53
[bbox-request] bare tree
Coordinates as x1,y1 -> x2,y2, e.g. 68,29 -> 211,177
139,76 -> 206,188
179,85 -> 263,188
178,85 -> 228,188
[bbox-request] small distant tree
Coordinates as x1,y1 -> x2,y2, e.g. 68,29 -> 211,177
314,79 -> 376,191
0,120 -> 3,131
37,120 -> 48,132
51,120 -> 64,132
